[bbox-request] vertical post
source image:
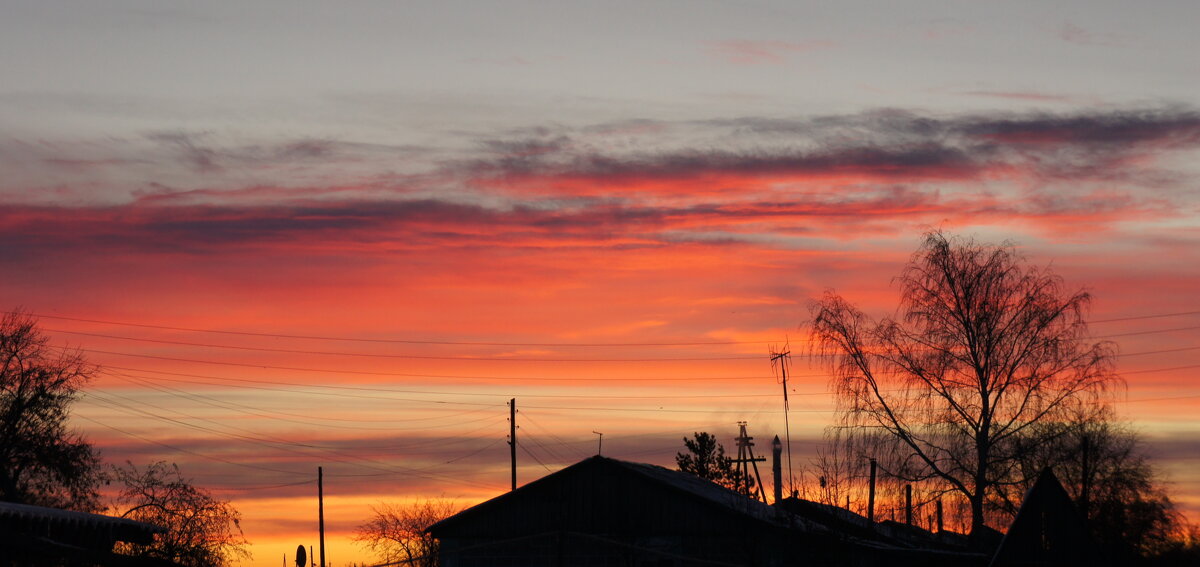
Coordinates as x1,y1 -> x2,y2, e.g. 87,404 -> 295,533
509,398 -> 517,491
936,498 -> 944,533
318,468 -> 326,567
772,435 -> 783,504
905,484 -> 913,526
1080,435 -> 1092,520
867,458 -> 877,524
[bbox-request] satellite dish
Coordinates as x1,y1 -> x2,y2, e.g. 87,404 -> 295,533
295,545 -> 307,567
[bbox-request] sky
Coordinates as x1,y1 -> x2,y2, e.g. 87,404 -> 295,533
3,1 -> 1200,565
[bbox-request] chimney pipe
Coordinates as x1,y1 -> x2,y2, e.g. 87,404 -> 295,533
772,435 -> 783,504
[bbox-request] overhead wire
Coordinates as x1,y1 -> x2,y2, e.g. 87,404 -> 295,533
102,369 -> 508,432
24,308 -> 1200,349
38,310 -> 1200,494
99,364 -> 785,398
520,431 -> 569,465
518,442 -> 554,473
23,312 -> 769,346
67,347 -> 774,378
72,414 -> 308,477
212,480 -> 316,493
89,376 -> 516,455
82,389 -> 503,488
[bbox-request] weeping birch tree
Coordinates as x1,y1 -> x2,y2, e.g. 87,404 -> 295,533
810,232 -> 1117,538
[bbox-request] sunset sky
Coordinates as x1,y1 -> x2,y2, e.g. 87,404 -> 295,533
3,1 -> 1200,565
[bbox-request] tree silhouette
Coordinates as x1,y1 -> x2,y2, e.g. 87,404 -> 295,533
355,498 -> 460,567
110,461 -> 250,567
0,310 -> 102,511
810,232 -> 1117,539
676,432 -> 755,494
1012,409 -> 1198,564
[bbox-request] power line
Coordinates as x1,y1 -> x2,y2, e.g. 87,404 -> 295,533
213,480 -> 315,493
1096,325 -> 1200,339
103,361 -> 777,383
72,414 -> 308,477
44,328 -> 761,361
69,345 -> 759,369
1092,310 -> 1200,323
25,309 -> 1200,350
100,364 -> 786,400
91,376 -> 520,453
82,391 -> 501,488
61,347 -> 778,381
95,364 -> 1200,415
25,312 -> 768,347
518,442 -> 554,473
100,369 -> 509,432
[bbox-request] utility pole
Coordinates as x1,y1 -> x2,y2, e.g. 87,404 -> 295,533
593,431 -> 603,456
868,458 -> 877,524
769,346 -> 794,492
1080,435 -> 1092,520
732,421 -> 767,502
936,498 -> 944,533
509,398 -> 517,491
905,484 -> 913,526
318,467 -> 325,567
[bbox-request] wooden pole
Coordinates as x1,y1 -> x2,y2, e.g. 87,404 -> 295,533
867,458 -> 877,524
1081,435 -> 1092,520
509,398 -> 517,491
936,498 -> 944,533
905,484 -> 913,526
318,468 -> 326,567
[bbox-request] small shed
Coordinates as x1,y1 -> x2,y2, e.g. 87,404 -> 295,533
0,501 -> 168,566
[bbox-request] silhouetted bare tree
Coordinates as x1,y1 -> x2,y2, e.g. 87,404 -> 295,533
110,461 -> 250,567
0,310 -> 102,511
355,498 -> 460,567
810,232 -> 1117,538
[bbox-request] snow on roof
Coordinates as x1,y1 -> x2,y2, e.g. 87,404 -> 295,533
0,500 -> 165,539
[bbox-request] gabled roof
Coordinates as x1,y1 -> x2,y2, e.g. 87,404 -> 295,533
429,455 -> 818,535
603,458 -> 795,527
989,468 -> 1097,567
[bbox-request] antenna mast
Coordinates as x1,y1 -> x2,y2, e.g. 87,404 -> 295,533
770,345 -> 794,493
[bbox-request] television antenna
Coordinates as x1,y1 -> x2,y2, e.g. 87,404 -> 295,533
769,342 -> 794,492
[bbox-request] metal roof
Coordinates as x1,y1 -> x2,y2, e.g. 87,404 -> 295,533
0,500 -> 165,544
